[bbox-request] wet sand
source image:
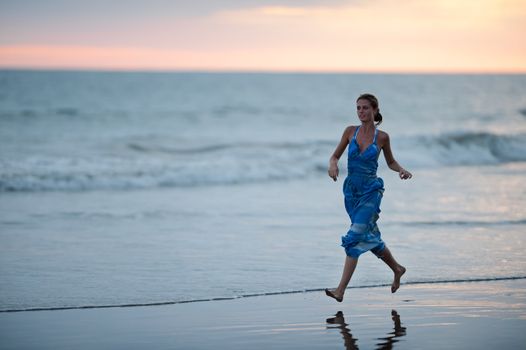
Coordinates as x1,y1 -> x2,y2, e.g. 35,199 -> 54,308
1,279 -> 525,349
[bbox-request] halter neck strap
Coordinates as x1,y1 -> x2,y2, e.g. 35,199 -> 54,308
352,126 -> 360,140
353,126 -> 378,143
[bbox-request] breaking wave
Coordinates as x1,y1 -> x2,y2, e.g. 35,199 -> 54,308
1,131 -> 525,192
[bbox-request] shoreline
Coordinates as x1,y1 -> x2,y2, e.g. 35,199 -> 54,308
1,275 -> 525,314
1,278 -> 525,349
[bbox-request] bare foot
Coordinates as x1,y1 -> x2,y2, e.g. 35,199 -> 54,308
325,288 -> 344,302
391,266 -> 406,293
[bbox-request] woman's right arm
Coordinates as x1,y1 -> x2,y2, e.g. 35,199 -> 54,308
328,126 -> 353,181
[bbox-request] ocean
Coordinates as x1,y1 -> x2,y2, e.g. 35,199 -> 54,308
0,70 -> 525,312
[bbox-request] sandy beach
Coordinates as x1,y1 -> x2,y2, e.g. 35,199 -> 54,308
1,278 -> 525,349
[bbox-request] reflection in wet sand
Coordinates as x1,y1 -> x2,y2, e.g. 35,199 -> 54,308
326,310 -> 406,350
376,310 -> 407,350
326,311 -> 359,350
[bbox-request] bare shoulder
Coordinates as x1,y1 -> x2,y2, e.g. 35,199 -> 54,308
345,125 -> 357,133
343,125 -> 357,139
376,129 -> 390,147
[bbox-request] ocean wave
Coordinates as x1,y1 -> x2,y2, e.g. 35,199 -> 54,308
1,275 -> 524,313
0,144 -> 327,192
1,131 -> 524,192
387,219 -> 526,227
122,131 -> 526,163
125,140 -> 323,155
422,131 -> 526,165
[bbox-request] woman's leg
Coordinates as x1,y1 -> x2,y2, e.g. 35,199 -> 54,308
327,255 -> 358,301
378,247 -> 406,293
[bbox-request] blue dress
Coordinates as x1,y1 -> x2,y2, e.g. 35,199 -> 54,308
341,126 -> 386,259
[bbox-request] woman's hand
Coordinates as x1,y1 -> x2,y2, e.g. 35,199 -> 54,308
399,168 -> 412,180
328,164 -> 339,181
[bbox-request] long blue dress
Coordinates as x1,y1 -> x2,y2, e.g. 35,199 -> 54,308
341,126 -> 386,259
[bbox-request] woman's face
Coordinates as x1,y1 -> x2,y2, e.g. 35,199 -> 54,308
356,99 -> 376,123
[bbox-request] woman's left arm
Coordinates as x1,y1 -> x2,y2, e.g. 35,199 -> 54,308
378,131 -> 412,180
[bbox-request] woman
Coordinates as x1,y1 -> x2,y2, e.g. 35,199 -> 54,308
325,93 -> 412,303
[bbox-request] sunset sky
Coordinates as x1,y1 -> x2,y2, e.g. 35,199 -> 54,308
1,0 -> 525,72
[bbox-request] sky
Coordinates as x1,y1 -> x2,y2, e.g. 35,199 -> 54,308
0,0 -> 525,72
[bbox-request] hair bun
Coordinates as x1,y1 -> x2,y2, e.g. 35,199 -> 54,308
375,111 -> 383,126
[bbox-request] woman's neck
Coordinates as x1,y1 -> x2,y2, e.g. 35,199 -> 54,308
360,121 -> 375,132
